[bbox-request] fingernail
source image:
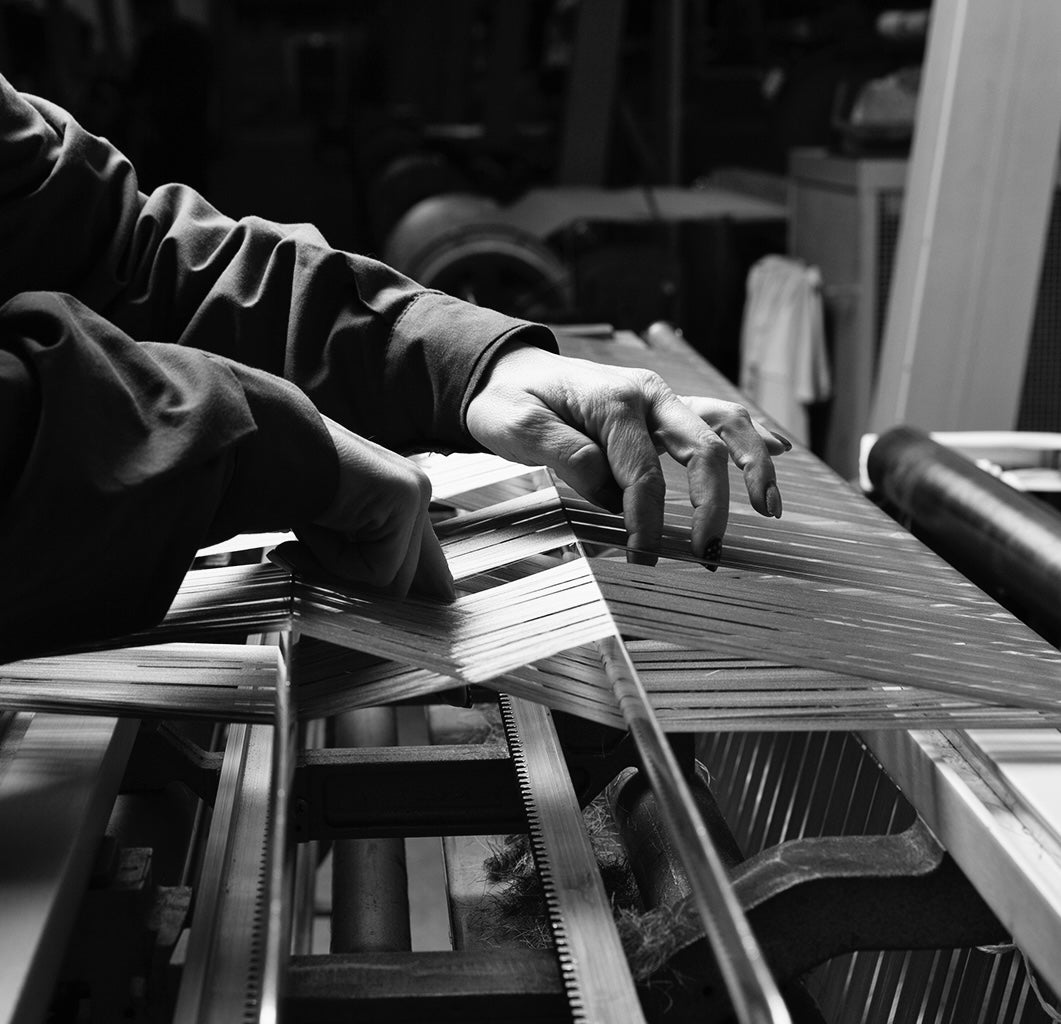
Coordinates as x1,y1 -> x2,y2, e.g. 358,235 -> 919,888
704,537 -> 722,568
766,482 -> 783,519
770,430 -> 793,451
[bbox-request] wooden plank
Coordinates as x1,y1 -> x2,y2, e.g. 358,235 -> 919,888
870,0 -> 1061,434
863,728 -> 1061,989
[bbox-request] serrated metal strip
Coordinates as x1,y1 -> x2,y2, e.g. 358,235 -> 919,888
500,693 -> 647,1024
173,633 -> 292,1024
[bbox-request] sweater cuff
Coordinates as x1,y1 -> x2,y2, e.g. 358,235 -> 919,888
386,291 -> 558,450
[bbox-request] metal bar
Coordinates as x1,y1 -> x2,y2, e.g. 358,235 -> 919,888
172,633 -> 286,1024
285,949 -> 567,1021
259,632 -> 296,1024
596,635 -> 792,1024
331,706 -> 411,953
293,744 -> 524,840
500,693 -> 646,1024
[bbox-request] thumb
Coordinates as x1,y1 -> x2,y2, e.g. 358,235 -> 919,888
537,421 -> 622,513
411,520 -> 455,603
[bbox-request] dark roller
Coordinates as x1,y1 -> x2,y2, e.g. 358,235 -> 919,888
382,193 -> 574,321
868,425 -> 1061,640
367,150 -> 469,246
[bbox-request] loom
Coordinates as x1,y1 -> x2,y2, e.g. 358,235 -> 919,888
2,324 -> 1060,1024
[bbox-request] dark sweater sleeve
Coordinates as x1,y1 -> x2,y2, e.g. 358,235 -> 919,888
0,75 -> 558,454
0,291 -> 337,662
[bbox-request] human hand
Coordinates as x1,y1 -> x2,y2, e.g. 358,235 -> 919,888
295,417 -> 454,601
465,344 -> 788,565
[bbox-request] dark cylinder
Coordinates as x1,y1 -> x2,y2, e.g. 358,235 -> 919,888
867,426 -> 1061,638
382,193 -> 574,321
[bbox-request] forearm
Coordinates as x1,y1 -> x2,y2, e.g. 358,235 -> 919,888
0,291 -> 337,661
0,74 -> 557,454
111,185 -> 557,450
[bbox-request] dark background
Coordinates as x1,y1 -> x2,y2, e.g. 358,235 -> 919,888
0,0 -> 926,379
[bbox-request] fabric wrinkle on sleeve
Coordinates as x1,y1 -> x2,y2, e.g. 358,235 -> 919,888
0,291 -> 337,661
0,347 -> 39,500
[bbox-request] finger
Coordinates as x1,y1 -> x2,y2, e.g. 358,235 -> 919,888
411,519 -> 456,603
680,397 -> 792,456
294,523 -> 366,581
602,416 -> 666,565
525,420 -> 623,513
648,394 -> 730,561
387,511 -> 425,599
678,397 -> 783,519
297,515 -> 423,594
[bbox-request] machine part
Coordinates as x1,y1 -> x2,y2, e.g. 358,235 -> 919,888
868,425 -> 1061,640
499,692 -> 646,1024
172,633 -> 296,1024
293,743 -> 525,840
608,762 -> 1004,1020
331,706 -> 411,953
172,722 -> 275,1024
551,712 -> 640,808
595,635 -> 792,1024
732,819 -> 1007,980
611,756 -> 1007,976
607,763 -> 744,909
0,715 -> 137,1024
367,150 -> 470,246
56,845 -> 156,1024
285,949 -> 567,1022
290,718 -> 327,957
123,722 -> 222,804
382,193 -> 574,321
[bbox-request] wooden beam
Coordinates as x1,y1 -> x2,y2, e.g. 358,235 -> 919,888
870,0 -> 1061,433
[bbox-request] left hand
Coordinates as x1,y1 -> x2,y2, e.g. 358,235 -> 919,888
465,343 -> 788,564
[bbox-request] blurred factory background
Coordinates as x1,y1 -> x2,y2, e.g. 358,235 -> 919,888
2,0 -> 1058,479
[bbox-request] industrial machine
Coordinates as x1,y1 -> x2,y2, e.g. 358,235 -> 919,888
2,324 -> 1060,1024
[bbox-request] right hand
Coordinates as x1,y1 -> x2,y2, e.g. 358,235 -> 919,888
295,417 -> 454,602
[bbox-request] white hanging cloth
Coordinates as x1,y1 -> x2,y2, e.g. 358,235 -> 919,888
739,255 -> 831,446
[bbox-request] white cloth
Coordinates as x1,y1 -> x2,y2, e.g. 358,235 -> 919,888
739,255 -> 831,446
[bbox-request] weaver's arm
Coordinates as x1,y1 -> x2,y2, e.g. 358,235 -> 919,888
0,291 -> 340,661
0,73 -> 784,587
0,73 -> 556,455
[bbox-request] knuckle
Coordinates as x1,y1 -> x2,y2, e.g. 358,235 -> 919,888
714,401 -> 752,429
392,461 -> 431,507
565,441 -> 609,485
633,368 -> 667,397
697,432 -> 730,466
632,462 -> 666,497
410,465 -> 432,504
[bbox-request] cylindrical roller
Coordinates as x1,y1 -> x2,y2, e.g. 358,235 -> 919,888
868,425 -> 1061,637
382,193 -> 574,320
367,150 -> 469,246
330,706 -> 411,953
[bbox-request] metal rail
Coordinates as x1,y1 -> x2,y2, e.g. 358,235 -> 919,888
172,633 -> 293,1024
597,635 -> 791,1024
500,693 -> 646,1024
